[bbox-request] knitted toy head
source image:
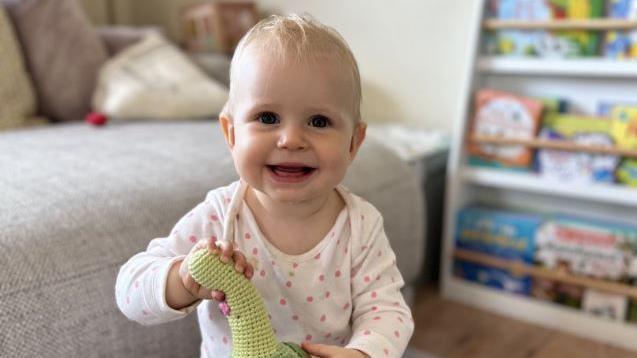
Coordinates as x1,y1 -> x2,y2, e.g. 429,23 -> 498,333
188,249 -> 310,358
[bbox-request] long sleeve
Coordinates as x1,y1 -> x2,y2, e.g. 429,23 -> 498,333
115,187 -> 230,325
345,208 -> 415,358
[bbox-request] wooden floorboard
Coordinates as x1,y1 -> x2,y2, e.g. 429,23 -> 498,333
409,284 -> 637,358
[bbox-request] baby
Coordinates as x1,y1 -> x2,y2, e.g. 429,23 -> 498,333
116,14 -> 414,358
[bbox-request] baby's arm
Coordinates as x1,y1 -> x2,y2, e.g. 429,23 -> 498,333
115,193 -> 252,325
346,213 -> 415,357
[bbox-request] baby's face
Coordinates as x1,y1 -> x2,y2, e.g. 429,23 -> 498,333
221,48 -> 365,204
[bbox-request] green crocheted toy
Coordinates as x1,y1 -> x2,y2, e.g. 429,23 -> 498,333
188,249 -> 310,358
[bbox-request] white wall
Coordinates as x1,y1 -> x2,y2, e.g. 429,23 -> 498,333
87,0 -> 475,133
252,0 -> 474,132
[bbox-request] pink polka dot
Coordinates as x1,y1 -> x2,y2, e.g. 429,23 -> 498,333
342,303 -> 350,310
394,330 -> 400,338
271,260 -> 276,266
364,330 -> 370,335
210,214 -> 219,221
305,334 -> 312,341
376,275 -> 381,281
306,296 -> 314,303
378,250 -> 383,257
260,270 -> 266,277
245,232 -> 251,239
280,298 -> 287,305
252,248 -> 258,255
210,235 -> 217,243
374,316 -> 381,320
319,274 -> 325,282
325,291 -> 330,298
134,281 -> 139,288
314,253 -> 321,259
362,245 -> 368,251
337,239 -> 341,245
371,306 -> 378,311
397,317 -> 404,323
384,348 -> 389,356
292,262 -> 299,269
344,248 -> 348,254
320,314 -> 326,322
371,291 -> 377,298
223,336 -> 228,344
364,276 -> 370,283
335,270 -> 341,278
189,235 -> 197,243
126,296 -> 130,304
142,310 -> 148,316
361,214 -> 365,220
292,314 -> 299,321
393,302 -> 400,307
286,281 -> 292,288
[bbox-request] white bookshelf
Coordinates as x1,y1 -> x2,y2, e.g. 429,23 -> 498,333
441,0 -> 637,352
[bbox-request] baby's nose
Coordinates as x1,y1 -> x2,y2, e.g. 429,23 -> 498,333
277,125 -> 307,150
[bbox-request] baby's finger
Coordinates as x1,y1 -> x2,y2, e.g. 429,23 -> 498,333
218,241 -> 233,263
232,250 -> 248,273
211,290 -> 225,301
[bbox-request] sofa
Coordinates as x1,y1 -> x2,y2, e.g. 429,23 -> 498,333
0,1 -> 424,357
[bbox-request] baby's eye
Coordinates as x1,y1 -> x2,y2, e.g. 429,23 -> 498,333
257,112 -> 278,125
309,115 -> 329,128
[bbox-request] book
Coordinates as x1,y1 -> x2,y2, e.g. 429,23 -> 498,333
468,89 -> 544,169
493,0 -> 604,58
605,0 -> 637,59
536,114 -> 619,183
454,206 -> 541,295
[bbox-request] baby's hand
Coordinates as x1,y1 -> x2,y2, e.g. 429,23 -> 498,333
178,239 -> 254,301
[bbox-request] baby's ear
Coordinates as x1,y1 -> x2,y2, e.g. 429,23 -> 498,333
220,113 -> 235,148
349,121 -> 367,161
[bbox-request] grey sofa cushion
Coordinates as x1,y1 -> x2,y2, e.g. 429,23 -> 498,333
0,121 -> 422,357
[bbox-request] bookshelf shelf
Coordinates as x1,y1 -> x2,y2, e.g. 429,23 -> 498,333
483,18 -> 637,30
468,134 -> 637,157
477,57 -> 637,78
462,167 -> 637,206
454,249 -> 637,298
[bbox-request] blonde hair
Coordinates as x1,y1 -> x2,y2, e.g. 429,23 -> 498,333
222,14 -> 362,120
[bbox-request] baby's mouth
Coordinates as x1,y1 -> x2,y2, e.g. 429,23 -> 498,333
267,164 -> 316,177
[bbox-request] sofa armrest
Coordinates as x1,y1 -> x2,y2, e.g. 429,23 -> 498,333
96,26 -> 163,56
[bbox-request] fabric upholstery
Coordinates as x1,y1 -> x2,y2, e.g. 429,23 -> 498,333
92,34 -> 229,120
96,26 -> 163,56
0,121 -> 423,357
1,0 -> 108,122
0,4 -> 36,130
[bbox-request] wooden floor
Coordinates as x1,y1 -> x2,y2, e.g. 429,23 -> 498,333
409,284 -> 637,358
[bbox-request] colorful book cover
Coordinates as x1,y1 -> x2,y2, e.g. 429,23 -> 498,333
605,0 -> 637,59
454,206 -> 541,295
493,0 -> 603,57
469,89 -> 544,169
582,289 -> 629,321
536,114 -> 619,183
610,106 -> 637,149
533,214 -> 637,308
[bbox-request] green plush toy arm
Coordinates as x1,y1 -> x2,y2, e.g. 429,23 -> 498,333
188,249 -> 310,358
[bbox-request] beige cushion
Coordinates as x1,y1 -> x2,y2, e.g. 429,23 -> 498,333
0,4 -> 36,130
93,33 -> 228,120
2,0 -> 108,122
